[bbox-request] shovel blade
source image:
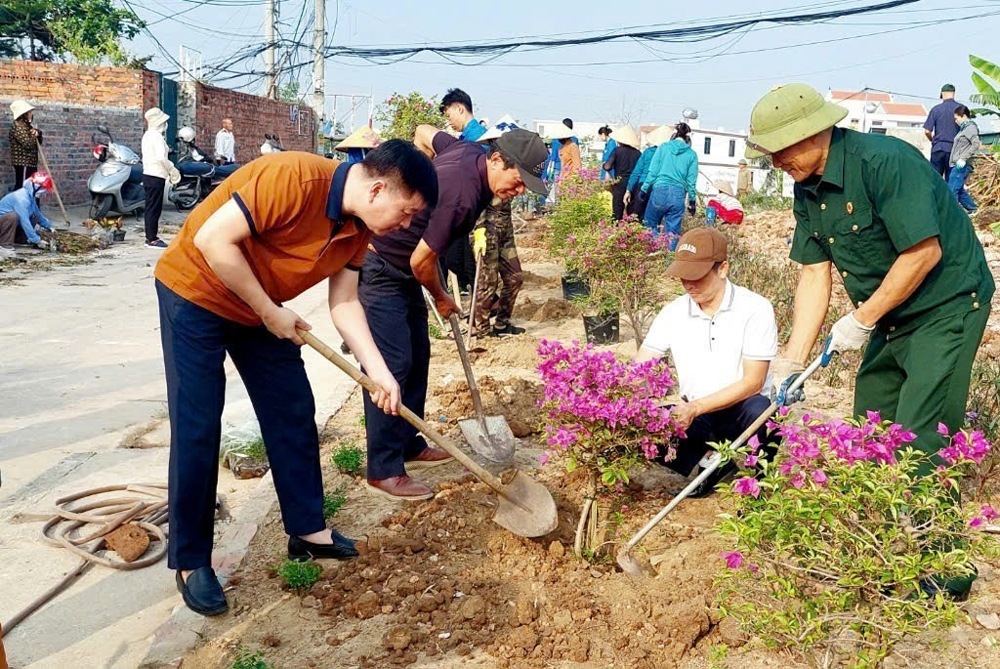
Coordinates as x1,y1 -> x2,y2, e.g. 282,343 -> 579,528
459,415 -> 516,463
616,547 -> 656,578
492,471 -> 559,538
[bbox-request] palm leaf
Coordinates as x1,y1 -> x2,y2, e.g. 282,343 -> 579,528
971,55 -> 1000,89
972,72 -> 999,98
971,107 -> 1000,118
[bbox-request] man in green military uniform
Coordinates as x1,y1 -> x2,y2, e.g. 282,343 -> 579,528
472,117 -> 526,337
749,84 -> 993,597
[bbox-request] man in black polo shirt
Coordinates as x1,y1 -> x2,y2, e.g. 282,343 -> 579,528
361,127 -> 549,500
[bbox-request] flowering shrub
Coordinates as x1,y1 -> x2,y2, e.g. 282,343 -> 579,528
537,340 -> 685,556
373,91 -> 446,141
566,217 -> 676,346
548,167 -> 611,252
715,411 -> 999,667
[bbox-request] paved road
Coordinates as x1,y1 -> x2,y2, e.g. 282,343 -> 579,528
0,209 -> 357,667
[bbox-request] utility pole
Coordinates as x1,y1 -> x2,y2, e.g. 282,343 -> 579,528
265,0 -> 277,99
312,0 -> 326,119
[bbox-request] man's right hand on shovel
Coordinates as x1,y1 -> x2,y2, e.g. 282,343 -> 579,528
436,293 -> 461,319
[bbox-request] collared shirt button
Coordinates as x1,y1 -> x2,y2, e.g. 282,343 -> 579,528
889,326 -> 896,332
842,271 -> 848,277
820,203 -> 827,210
851,224 -> 858,231
974,302 -> 980,309
828,237 -> 835,244
972,292 -> 977,298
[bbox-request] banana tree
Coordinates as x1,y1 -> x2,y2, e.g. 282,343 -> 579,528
970,54 -> 1000,117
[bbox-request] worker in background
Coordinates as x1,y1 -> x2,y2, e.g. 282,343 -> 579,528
8,100 -> 42,192
0,171 -> 55,251
948,104 -> 980,214
640,122 -> 699,250
214,118 -> 236,165
153,143 -> 437,617
736,159 -> 753,198
472,116 -> 528,338
624,125 -> 671,221
598,125 -> 617,181
362,126 -> 548,501
754,84 -> 992,600
924,83 -> 961,181
603,125 -> 642,220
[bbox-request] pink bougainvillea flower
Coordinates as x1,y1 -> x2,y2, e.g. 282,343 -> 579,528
982,504 -> 1000,521
812,469 -> 828,486
539,452 -> 550,466
722,551 -> 744,569
790,471 -> 806,489
733,477 -> 761,498
970,516 -> 985,529
747,563 -> 760,575
747,434 -> 761,453
743,453 -> 759,468
937,422 -> 951,436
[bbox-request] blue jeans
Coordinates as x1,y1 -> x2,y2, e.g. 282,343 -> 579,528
643,185 -> 686,250
157,281 -> 325,570
947,164 -> 978,213
358,252 -> 431,480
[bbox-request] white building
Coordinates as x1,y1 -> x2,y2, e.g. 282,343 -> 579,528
825,90 -> 931,156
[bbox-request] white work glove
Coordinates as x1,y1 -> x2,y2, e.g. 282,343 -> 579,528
825,312 -> 874,359
956,159 -> 967,169
770,357 -> 806,406
168,167 -> 181,186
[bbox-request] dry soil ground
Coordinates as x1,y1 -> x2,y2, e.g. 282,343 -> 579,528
179,212 -> 1000,669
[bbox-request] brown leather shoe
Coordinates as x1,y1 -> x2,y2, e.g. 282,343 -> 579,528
365,475 -> 434,501
405,446 -> 455,470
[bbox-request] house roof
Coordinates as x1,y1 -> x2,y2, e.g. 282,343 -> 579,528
830,90 -> 892,103
881,102 -> 927,117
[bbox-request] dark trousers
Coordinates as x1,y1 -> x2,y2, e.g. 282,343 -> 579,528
442,233 -> 476,290
143,174 -> 165,242
930,150 -> 952,182
664,394 -> 774,477
627,183 -> 649,221
358,252 -> 430,480
611,178 -> 630,221
157,281 -> 325,570
13,164 -> 35,189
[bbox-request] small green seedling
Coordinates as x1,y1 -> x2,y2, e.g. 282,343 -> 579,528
428,323 -> 443,339
332,442 -> 365,476
231,647 -> 272,669
322,486 -> 348,519
276,558 -> 322,591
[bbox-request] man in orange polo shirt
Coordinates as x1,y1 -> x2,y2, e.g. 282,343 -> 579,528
154,141 -> 437,616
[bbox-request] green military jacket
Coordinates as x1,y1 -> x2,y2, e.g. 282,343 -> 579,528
789,127 -> 993,337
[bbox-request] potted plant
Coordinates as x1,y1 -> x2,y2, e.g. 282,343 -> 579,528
536,340 -> 685,557
566,217 -> 673,348
547,167 -> 612,299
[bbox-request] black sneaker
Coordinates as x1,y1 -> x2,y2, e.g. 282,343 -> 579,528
489,323 -> 526,337
288,529 -> 359,561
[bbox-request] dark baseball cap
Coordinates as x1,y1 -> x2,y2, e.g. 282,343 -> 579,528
495,129 -> 549,195
941,83 -> 956,93
666,227 -> 728,280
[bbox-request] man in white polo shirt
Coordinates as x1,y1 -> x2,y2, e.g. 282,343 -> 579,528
637,227 -> 778,496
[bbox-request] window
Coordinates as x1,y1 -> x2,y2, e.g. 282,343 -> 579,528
871,120 -> 883,126
703,137 -> 712,155
728,140 -> 736,157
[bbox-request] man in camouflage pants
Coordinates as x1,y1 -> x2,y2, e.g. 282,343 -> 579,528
473,199 -> 525,337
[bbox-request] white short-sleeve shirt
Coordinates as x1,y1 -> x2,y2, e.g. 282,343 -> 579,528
640,280 -> 777,401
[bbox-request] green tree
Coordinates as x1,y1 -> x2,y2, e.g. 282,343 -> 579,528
969,54 -> 1000,117
373,91 -> 446,141
0,0 -> 144,64
278,80 -> 301,104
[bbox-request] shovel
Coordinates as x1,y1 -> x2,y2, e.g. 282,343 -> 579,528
447,313 -> 516,463
37,141 -> 72,228
300,329 -> 557,538
466,254 -> 485,349
616,352 -> 827,577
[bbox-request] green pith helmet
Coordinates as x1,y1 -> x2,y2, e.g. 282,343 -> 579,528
745,84 -> 848,159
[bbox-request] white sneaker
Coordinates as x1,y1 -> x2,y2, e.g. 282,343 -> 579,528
0,245 -> 16,260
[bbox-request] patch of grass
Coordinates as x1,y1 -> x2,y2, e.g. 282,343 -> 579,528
231,647 -> 272,669
358,415 -> 366,427
322,486 -> 348,519
428,322 -> 443,339
741,190 -> 793,213
331,441 -> 365,476
275,558 -> 322,592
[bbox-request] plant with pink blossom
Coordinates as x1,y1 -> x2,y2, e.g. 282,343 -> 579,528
536,339 -> 685,557
714,411 -> 1000,666
373,91 -> 446,141
548,167 -> 611,253
565,216 -> 675,347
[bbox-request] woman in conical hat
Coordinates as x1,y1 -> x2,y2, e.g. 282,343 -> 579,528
335,126 -> 382,164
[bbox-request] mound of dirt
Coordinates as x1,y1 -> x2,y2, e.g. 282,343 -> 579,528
516,233 -> 548,249
976,207 -> 1000,230
432,376 -> 543,437
513,296 -> 579,322
519,270 -> 559,289
312,477 -> 723,669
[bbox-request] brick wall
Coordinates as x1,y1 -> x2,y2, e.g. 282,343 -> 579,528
180,82 -> 316,161
1,59 -> 152,204
142,70 -> 161,114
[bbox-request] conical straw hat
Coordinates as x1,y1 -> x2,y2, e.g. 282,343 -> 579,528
336,126 -> 381,150
609,125 -> 640,149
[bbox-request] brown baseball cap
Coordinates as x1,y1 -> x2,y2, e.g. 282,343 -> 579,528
666,227 -> 728,280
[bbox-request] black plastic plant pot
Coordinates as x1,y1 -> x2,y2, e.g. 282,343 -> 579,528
112,229 -> 126,242
583,312 -> 620,345
561,273 -> 590,301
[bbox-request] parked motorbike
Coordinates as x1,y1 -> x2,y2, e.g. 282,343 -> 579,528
87,125 -> 145,219
172,127 -> 239,209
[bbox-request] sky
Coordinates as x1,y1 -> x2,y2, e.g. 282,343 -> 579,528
125,0 -> 1000,133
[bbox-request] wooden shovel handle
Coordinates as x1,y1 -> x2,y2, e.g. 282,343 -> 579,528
298,330 -> 505,493
448,314 -> 489,429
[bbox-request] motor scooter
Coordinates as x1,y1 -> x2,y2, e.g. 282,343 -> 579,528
87,125 -> 146,219
174,127 -> 239,206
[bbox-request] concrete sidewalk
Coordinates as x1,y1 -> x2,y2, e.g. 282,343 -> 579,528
0,206 -> 361,668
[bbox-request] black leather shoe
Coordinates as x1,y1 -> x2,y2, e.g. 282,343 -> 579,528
176,567 -> 229,616
288,529 -> 359,561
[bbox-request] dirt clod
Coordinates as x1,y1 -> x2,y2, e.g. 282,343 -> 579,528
353,591 -> 380,619
104,523 -> 150,562
383,625 -> 414,651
